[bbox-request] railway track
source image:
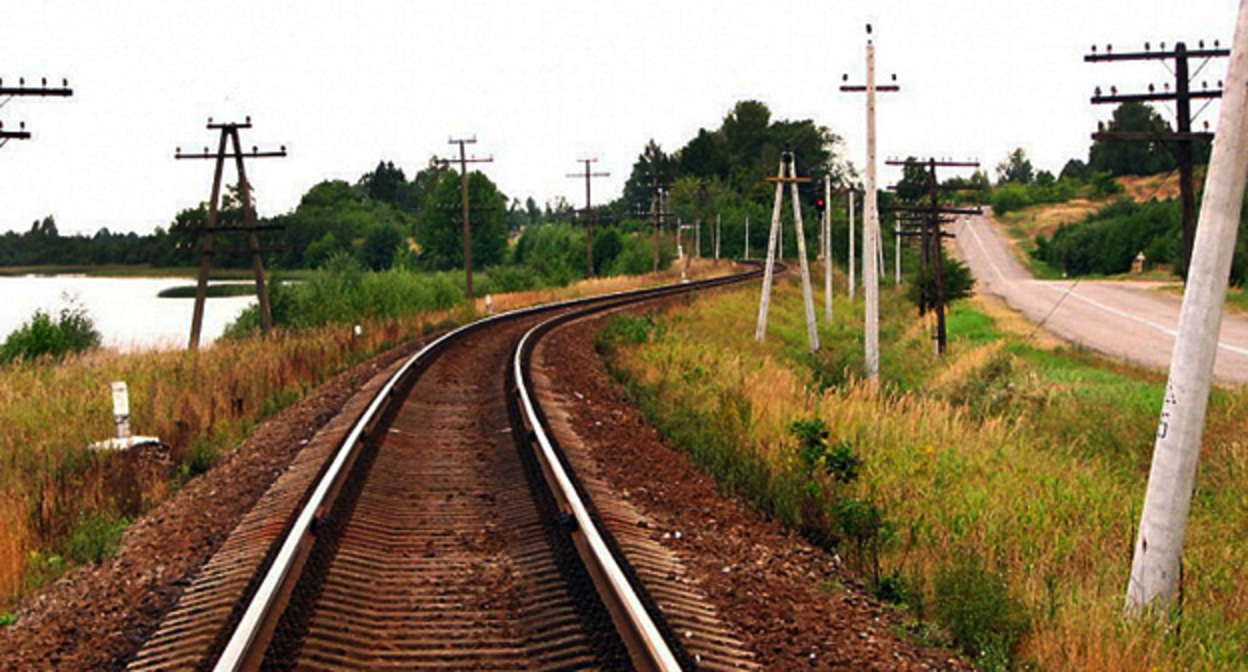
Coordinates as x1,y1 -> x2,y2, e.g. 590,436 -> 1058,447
128,265 -> 765,671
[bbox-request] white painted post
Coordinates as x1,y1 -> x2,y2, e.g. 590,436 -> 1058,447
848,190 -> 856,301
863,37 -> 881,381
895,220 -> 902,284
111,381 -> 131,440
744,217 -> 750,259
788,160 -> 821,352
715,214 -> 721,260
1125,0 -> 1248,616
755,161 -> 787,342
824,175 -> 833,321
778,208 -> 784,259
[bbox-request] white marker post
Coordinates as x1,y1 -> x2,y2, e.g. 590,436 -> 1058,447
1126,0 -> 1248,616
112,381 -> 130,440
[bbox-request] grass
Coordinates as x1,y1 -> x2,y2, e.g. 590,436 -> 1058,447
156,283 -> 257,299
598,265 -> 1247,670
0,258 -> 732,610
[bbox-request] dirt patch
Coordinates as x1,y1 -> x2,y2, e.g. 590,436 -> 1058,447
540,309 -> 974,671
0,337 -> 430,671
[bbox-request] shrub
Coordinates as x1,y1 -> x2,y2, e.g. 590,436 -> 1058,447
934,558 -> 1030,670
0,305 -> 101,364
62,512 -> 129,566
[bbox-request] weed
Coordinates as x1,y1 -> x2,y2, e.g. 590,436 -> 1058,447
62,512 -> 128,566
0,611 -> 16,626
934,557 -> 1030,670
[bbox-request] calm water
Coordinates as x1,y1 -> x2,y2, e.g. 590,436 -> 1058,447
0,275 -> 255,351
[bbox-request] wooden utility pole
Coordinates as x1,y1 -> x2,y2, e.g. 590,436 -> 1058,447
0,76 -> 73,149
887,157 -> 981,355
175,117 -> 286,349
567,157 -> 609,277
1127,0 -> 1248,617
755,148 -> 820,352
438,137 -> 493,298
1086,39 -> 1228,276
842,24 -> 900,380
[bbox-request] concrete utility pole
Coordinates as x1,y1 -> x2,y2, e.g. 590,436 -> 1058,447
848,189 -> 856,300
567,157 -> 609,278
175,117 -> 286,349
1086,38 -> 1229,277
1126,0 -> 1248,616
0,76 -> 72,149
824,175 -> 834,321
715,213 -> 721,260
755,149 -> 820,351
842,24 -> 900,381
744,217 -> 750,259
438,137 -> 493,298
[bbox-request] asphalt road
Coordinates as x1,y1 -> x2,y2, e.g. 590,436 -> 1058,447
953,213 -> 1248,386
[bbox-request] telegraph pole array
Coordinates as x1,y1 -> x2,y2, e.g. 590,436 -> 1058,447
756,147 -> 820,352
567,157 -> 610,278
645,174 -> 674,273
886,157 -> 980,356
438,136 -> 493,298
0,76 -> 73,149
841,23 -> 900,381
1085,39 -> 1229,275
175,117 -> 286,349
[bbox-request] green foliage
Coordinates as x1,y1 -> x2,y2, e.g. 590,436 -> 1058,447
0,611 -> 16,627
1034,197 -> 1179,276
934,558 -> 1030,670
989,183 -> 1032,215
906,254 -> 975,310
62,512 -> 129,566
996,148 -> 1035,185
596,314 -> 662,351
0,305 -> 102,364
1088,102 -> 1209,176
418,170 -> 508,271
360,223 -> 404,271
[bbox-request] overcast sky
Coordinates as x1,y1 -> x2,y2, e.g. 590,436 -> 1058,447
0,0 -> 1237,235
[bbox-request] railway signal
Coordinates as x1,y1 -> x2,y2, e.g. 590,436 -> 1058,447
0,76 -> 73,149
756,146 -> 820,352
437,136 -> 494,298
175,117 -> 287,349
885,157 -> 981,356
841,23 -> 901,381
567,157 -> 610,278
1086,39 -> 1229,277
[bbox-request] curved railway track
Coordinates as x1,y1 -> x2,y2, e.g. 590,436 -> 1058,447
128,264 -> 766,671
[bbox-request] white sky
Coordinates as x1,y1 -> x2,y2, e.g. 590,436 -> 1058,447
0,0 -> 1237,236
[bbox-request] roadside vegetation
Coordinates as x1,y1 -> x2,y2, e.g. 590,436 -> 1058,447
0,258 -> 724,612
597,271 -> 1246,670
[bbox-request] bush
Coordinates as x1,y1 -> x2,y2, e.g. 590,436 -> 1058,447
0,305 -> 101,364
989,183 -> 1032,215
934,558 -> 1030,670
62,512 -> 129,566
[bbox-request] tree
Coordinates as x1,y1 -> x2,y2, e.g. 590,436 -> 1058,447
996,148 -> 1034,185
1088,102 -> 1176,176
358,160 -> 407,207
360,223 -> 404,271
1059,159 -> 1090,182
894,158 -> 928,202
622,139 -> 676,211
417,170 -> 508,271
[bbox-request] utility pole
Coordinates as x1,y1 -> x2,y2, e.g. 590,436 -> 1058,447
842,23 -> 900,381
715,213 -> 721,260
1086,38 -> 1228,276
645,174 -> 674,273
744,217 -> 750,259
567,157 -> 609,278
175,117 -> 286,350
887,157 -> 980,355
0,76 -> 73,149
756,147 -> 820,352
824,175 -> 833,321
847,188 -> 856,301
1127,0 -> 1248,617
438,136 -> 493,298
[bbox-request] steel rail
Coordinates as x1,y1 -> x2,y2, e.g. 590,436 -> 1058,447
210,264 -> 766,671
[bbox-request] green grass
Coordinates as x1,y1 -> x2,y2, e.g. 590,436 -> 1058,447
157,283 -> 257,299
599,270 -> 1247,670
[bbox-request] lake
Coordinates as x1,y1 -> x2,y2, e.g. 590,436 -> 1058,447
0,275 -> 255,351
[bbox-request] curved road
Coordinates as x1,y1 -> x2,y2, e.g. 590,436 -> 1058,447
954,213 -> 1248,386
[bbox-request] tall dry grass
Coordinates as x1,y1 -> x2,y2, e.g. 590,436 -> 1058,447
603,268 -> 1247,670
